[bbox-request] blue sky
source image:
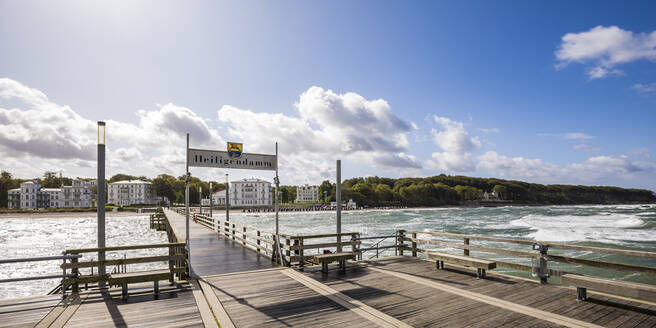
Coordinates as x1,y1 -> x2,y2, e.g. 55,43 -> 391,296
1,1 -> 655,190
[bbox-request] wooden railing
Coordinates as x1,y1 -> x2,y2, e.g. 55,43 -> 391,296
193,213 -> 360,266
401,229 -> 656,281
61,242 -> 187,294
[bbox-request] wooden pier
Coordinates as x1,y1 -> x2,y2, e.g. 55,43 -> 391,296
1,208 -> 655,327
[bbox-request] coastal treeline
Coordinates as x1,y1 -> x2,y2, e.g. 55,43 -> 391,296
1,171 -> 654,208
324,175 -> 656,207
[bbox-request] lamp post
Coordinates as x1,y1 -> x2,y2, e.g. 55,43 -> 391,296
225,174 -> 229,224
199,186 -> 202,214
209,182 -> 213,218
97,121 -> 106,288
336,160 -> 341,252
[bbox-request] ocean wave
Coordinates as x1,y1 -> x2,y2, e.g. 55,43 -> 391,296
511,213 -> 653,242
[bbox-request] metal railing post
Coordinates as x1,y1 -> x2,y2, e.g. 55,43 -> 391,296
464,238 -> 470,256
398,230 -> 405,256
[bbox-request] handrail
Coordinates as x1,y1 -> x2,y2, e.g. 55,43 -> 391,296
0,254 -> 82,264
64,242 -> 186,254
403,229 -> 656,280
403,229 -> 656,259
0,254 -> 82,285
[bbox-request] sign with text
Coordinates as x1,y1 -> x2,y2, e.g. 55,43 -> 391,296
188,148 -> 277,171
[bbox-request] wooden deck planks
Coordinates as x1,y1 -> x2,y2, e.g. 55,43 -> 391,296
203,269 -> 379,328
0,295 -> 62,328
63,283 -> 204,328
164,209 -> 277,276
359,257 -> 656,327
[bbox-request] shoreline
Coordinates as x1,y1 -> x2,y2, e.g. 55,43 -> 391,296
1,202 -> 653,219
0,211 -> 148,219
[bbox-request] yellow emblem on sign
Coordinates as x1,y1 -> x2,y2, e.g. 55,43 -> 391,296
227,142 -> 243,159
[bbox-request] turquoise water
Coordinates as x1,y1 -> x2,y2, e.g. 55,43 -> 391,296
225,204 -> 656,284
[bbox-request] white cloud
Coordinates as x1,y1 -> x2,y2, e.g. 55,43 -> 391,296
217,86 -> 421,180
427,116 -> 481,172
633,82 -> 656,95
555,25 -> 656,79
0,78 -> 225,180
477,151 -> 656,185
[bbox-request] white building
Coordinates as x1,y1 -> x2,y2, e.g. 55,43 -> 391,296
295,184 -> 319,203
7,179 -> 95,209
230,178 -> 271,206
108,180 -> 158,206
212,189 -> 227,206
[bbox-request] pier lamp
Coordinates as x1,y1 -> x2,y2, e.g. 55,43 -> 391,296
97,121 -> 106,288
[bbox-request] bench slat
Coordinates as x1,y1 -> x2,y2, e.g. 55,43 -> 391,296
561,274 -> 656,302
427,252 -> 497,270
314,252 -> 356,263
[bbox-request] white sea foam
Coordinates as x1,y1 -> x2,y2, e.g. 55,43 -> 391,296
510,213 -> 653,242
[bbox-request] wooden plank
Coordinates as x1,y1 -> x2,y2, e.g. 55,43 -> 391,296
546,255 -> 656,275
198,279 -> 236,328
289,241 -> 361,250
34,297 -> 70,328
404,229 -> 656,258
367,265 -> 604,328
280,269 -> 413,328
190,279 -> 219,328
427,251 -> 497,269
314,252 -> 357,262
65,242 -> 185,254
61,255 -> 185,269
561,274 -> 656,302
49,293 -> 86,328
406,236 -> 537,259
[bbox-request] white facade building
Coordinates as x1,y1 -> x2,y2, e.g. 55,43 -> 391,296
295,184 -> 319,203
7,179 -> 95,209
108,180 -> 158,206
212,189 -> 227,206
230,178 -> 271,206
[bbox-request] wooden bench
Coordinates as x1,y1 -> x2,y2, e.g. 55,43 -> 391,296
108,270 -> 174,301
314,252 -> 357,274
560,274 -> 656,302
427,252 -> 496,279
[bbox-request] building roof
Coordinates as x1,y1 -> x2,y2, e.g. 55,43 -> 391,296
8,188 -> 20,192
232,178 -> 270,184
41,188 -> 61,192
110,180 -> 152,185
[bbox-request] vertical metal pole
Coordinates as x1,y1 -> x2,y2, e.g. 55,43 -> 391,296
225,174 -> 229,227
209,182 -> 213,219
97,121 -> 106,289
185,134 -> 190,275
199,186 -> 202,214
275,142 -> 279,236
336,159 -> 341,253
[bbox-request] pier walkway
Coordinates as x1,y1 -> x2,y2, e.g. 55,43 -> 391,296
163,209 -> 276,276
1,209 -> 654,327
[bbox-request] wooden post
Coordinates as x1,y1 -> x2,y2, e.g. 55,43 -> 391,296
285,237 -> 291,267
242,226 -> 246,246
256,230 -> 261,254
168,245 -> 174,283
299,238 -> 304,268
464,238 -> 470,256
71,256 -> 79,293
398,230 -> 405,256
412,232 -> 417,257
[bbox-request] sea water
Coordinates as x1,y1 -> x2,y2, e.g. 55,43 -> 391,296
0,216 -> 168,299
1,205 -> 655,299
225,204 -> 656,284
